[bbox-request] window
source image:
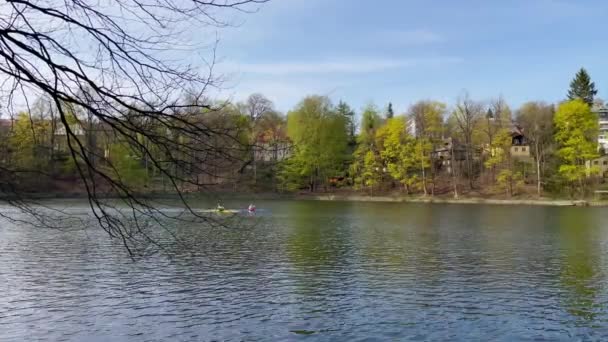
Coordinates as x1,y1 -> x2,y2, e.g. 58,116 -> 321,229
514,147 -> 518,152
604,161 -> 608,166
522,147 -> 526,152
595,161 -> 599,165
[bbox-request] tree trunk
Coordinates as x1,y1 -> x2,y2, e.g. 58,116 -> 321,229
508,157 -> 513,197
578,174 -> 584,199
430,152 -> 435,196
535,141 -> 542,197
451,145 -> 458,199
420,143 -> 427,196
465,140 -> 474,189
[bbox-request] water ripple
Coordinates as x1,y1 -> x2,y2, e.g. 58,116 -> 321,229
1,201 -> 608,341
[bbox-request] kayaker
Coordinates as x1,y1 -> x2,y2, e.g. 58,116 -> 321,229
248,204 -> 256,213
216,203 -> 225,212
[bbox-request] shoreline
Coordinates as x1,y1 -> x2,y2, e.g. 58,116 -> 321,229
294,194 -> 606,207
3,191 -> 607,207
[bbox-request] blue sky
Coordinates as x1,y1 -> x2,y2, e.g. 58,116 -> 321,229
215,0 -> 608,114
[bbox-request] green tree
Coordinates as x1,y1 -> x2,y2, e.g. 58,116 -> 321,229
479,97 -> 512,180
359,103 -> 383,145
107,142 -> 149,190
376,117 -> 407,186
336,100 -> 356,145
376,117 -> 420,193
350,103 -> 383,188
496,169 -> 524,197
10,112 -> 51,171
567,68 -> 598,106
484,128 -> 516,196
554,99 -> 599,196
280,96 -> 348,192
361,150 -> 382,195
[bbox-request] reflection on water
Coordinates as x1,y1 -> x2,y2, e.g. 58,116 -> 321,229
555,210 -> 604,323
2,201 -> 608,340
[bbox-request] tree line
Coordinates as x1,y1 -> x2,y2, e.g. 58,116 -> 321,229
278,68 -> 603,199
0,67 -> 603,200
0,94 -> 285,195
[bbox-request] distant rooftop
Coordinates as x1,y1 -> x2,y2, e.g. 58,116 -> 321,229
592,105 -> 608,112
0,119 -> 12,128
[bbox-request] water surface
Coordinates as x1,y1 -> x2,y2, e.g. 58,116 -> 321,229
1,200 -> 608,341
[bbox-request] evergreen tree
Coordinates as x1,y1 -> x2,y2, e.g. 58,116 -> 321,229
567,68 -> 598,106
336,100 -> 356,144
386,102 -> 394,119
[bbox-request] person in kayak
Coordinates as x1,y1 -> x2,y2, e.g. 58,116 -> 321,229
248,204 -> 256,213
216,203 -> 225,212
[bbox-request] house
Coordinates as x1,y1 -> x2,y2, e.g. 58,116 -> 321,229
586,155 -> 608,178
53,122 -> 86,153
0,118 -> 12,134
593,105 -> 608,150
433,138 -> 467,162
432,138 -> 469,175
53,122 -> 116,165
510,123 -> 532,161
253,130 -> 291,163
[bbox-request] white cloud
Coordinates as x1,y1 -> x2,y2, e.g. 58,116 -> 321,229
219,57 -> 462,76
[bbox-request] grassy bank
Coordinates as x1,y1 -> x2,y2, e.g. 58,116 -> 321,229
4,189 -> 607,207
295,193 -> 606,207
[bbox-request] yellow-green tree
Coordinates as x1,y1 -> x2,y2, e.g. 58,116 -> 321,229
361,150 -> 382,195
554,99 -> 599,196
280,96 -> 348,192
350,103 -> 382,189
409,101 -> 445,195
375,117 -> 419,193
376,117 -> 407,187
477,97 -> 512,183
484,128 -> 519,196
10,112 -> 51,170
107,142 -> 149,190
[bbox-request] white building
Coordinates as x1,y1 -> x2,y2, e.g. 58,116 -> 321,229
594,106 -> 608,149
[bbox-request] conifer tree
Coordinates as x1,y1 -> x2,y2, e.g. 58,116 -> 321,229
336,100 -> 356,144
567,68 -> 598,106
386,102 -> 395,119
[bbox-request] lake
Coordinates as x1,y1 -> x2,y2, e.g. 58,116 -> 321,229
1,200 -> 608,341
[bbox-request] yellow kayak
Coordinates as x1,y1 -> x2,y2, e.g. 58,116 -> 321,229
200,209 -> 240,214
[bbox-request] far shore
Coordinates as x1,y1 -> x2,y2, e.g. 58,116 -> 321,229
295,193 -> 606,207
4,190 -> 608,207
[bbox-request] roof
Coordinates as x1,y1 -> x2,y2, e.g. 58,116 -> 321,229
510,122 -> 525,137
256,129 -> 289,144
0,119 -> 12,128
55,123 -> 85,136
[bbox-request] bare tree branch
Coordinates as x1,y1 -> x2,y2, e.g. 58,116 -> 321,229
0,0 -> 269,254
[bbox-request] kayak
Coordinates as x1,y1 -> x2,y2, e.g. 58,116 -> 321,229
200,209 -> 241,214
